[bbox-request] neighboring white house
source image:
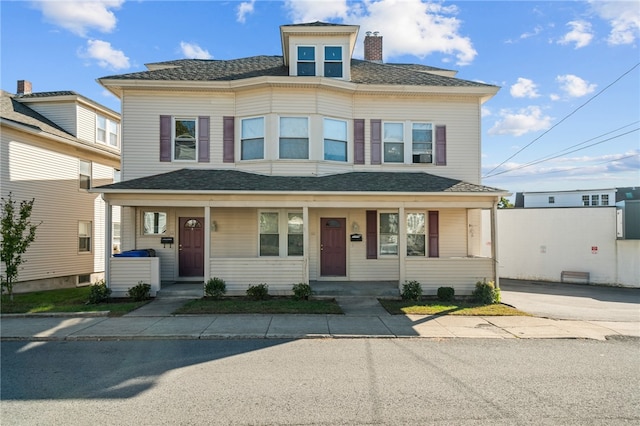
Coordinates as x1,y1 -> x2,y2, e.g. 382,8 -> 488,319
515,188 -> 616,208
1,81 -> 121,292
95,22 -> 507,297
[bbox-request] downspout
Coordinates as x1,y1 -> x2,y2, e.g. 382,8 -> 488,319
491,198 -> 499,289
102,195 -> 112,288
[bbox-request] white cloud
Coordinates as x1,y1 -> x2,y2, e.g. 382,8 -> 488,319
556,74 -> 597,98
32,0 -> 124,37
284,0 -> 477,65
557,20 -> 593,48
590,0 -> 640,45
83,39 -> 129,69
237,0 -> 256,23
488,106 -> 553,137
180,42 -> 213,60
510,78 -> 540,99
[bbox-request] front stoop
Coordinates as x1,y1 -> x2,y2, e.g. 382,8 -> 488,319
156,283 -> 203,298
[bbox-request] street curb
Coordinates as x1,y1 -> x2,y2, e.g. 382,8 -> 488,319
1,311 -> 110,318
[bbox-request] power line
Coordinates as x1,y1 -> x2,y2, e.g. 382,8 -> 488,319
484,62 -> 640,177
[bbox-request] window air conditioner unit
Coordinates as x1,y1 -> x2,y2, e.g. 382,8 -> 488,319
418,154 -> 432,163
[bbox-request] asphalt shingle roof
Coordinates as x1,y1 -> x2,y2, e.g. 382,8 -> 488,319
0,90 -> 75,139
97,169 -> 503,194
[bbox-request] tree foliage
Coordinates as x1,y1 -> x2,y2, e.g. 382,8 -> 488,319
497,196 -> 514,209
1,193 -> 40,300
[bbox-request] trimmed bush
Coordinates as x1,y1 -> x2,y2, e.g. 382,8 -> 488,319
246,283 -> 269,300
472,280 -> 500,304
127,281 -> 151,301
87,280 -> 111,304
292,283 -> 312,300
401,280 -> 422,301
437,286 -> 455,302
205,277 -> 226,299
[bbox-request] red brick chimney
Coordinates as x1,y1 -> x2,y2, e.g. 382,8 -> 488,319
17,80 -> 32,95
364,31 -> 383,63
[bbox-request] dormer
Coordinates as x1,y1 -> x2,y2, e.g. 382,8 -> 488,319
280,22 -> 359,81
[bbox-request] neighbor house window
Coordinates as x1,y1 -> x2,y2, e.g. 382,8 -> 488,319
412,123 -> 433,164
582,195 -> 590,206
324,118 -> 347,162
78,221 -> 92,252
112,222 -> 121,254
259,212 -> 279,256
406,213 -> 426,256
241,117 -> 264,160
602,194 -> 609,206
324,46 -> 343,78
297,46 -> 315,76
174,118 -> 197,161
96,116 -> 107,143
548,196 -> 555,204
79,160 -> 91,189
383,122 -> 404,163
279,117 -> 309,159
108,119 -> 118,146
288,213 -> 304,256
143,212 -> 167,235
379,212 -> 399,255
591,195 -> 599,206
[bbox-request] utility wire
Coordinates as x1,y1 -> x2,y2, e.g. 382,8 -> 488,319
483,62 -> 640,177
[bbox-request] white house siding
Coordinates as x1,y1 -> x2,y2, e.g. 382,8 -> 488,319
498,208 -> 639,287
76,103 -> 96,143
523,190 -> 616,208
1,129 -> 114,290
210,258 -> 306,295
110,257 -> 160,297
405,258 -> 494,294
21,101 -> 78,137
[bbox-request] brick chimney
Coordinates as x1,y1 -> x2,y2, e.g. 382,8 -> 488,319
17,80 -> 32,95
364,31 -> 383,63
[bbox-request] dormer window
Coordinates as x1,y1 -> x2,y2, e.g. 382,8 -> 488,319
324,46 -> 343,78
297,46 -> 315,76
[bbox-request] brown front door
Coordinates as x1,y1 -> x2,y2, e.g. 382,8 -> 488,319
179,217 -> 204,277
320,218 -> 346,276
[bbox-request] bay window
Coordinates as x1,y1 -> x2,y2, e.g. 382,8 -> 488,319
323,118 -> 347,162
279,117 -> 309,159
241,117 -> 264,160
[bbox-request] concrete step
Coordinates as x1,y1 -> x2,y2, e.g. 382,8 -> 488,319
156,283 -> 203,299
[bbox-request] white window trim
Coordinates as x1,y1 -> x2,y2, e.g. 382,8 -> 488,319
382,121 -> 406,164
278,116 -> 310,160
79,160 -> 91,190
96,115 -> 107,144
78,220 -> 92,254
172,117 -> 198,162
240,116 -> 266,161
107,119 -> 119,147
411,122 -> 434,164
405,211 -> 426,257
296,45 -> 316,77
323,45 -> 344,79
378,211 -> 399,257
323,117 -> 349,162
142,211 -> 167,235
258,210 -> 304,257
382,121 -> 436,164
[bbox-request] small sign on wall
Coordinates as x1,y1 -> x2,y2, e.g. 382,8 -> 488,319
592,246 -> 598,254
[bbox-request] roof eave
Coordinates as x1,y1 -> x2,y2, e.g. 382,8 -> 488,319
93,188 -> 509,197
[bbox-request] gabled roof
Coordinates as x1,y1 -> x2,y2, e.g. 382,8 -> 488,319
96,168 -> 504,194
1,90 -> 75,140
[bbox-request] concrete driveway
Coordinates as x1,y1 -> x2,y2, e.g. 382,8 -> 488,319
500,279 -> 640,322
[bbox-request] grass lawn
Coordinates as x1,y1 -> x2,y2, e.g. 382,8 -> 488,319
175,297 -> 343,315
379,299 -> 531,316
0,287 -> 149,316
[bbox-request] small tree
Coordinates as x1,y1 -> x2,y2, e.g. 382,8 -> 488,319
497,196 -> 513,209
1,193 -> 40,300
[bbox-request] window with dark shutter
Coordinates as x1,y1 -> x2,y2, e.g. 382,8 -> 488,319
435,125 -> 446,165
159,115 -> 171,162
366,210 -> 377,259
198,116 -> 210,163
223,116 -> 235,163
354,119 -> 365,164
428,211 -> 439,258
370,119 -> 381,165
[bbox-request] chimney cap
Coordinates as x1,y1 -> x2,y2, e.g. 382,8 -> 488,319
17,80 -> 32,95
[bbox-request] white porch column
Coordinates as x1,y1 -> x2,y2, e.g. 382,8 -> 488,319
204,205 -> 211,283
398,206 -> 406,286
491,200 -> 500,288
303,206 -> 309,284
103,197 -> 112,287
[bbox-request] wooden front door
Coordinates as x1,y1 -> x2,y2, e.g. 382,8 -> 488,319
320,218 -> 346,276
179,217 -> 204,277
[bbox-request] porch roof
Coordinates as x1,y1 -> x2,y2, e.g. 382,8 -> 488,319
95,169 -> 505,195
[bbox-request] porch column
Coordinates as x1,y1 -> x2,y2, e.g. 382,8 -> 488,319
204,205 -> 211,283
303,206 -> 309,284
398,206 -> 406,286
103,197 -> 112,287
491,200 -> 500,288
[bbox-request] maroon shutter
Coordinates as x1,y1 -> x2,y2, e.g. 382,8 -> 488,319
198,116 -> 210,163
366,210 -> 377,259
354,119 -> 365,164
223,116 -> 235,163
159,115 -> 171,162
435,125 -> 446,165
370,119 -> 381,165
428,211 -> 439,258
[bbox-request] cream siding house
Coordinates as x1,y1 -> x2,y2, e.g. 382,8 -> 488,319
96,22 -> 506,297
1,82 -> 121,292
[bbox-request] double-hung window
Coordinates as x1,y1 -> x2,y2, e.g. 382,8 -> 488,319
412,123 -> 433,163
259,211 -> 304,256
78,221 -> 92,252
383,123 -> 404,163
297,46 -> 315,76
324,118 -> 347,162
143,212 -> 167,235
602,194 -> 609,206
591,195 -> 599,206
241,117 -> 264,160
174,118 -> 197,161
108,120 -> 118,147
96,116 -> 107,143
582,195 -> 590,206
379,212 -> 399,255
406,213 -> 426,256
324,46 -> 343,78
279,117 -> 309,159
79,160 -> 91,189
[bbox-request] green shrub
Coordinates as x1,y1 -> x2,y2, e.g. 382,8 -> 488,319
246,283 -> 269,300
87,280 -> 111,304
401,280 -> 422,301
127,281 -> 151,301
205,277 -> 226,299
472,279 -> 500,304
292,283 -> 312,301
437,286 -> 455,302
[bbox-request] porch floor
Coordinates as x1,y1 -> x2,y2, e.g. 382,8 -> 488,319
311,281 -> 400,298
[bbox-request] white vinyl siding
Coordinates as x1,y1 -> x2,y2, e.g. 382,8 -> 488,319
24,102 -> 78,137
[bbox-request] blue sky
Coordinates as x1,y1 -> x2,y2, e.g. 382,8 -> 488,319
2,0 -> 639,194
